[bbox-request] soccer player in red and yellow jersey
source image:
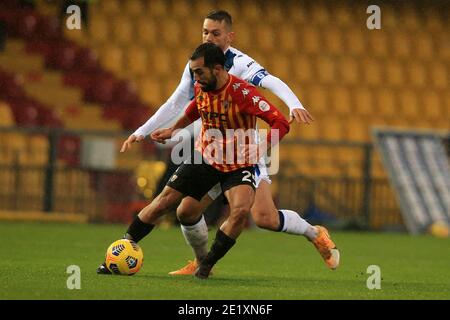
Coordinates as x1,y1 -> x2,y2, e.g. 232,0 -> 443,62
151,43 -> 290,278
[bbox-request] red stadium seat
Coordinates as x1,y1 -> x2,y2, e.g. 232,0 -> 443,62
75,47 -> 100,72
36,16 -> 61,41
9,99 -> 39,127
46,42 -> 78,71
15,11 -> 39,39
114,80 -> 139,106
85,73 -> 115,104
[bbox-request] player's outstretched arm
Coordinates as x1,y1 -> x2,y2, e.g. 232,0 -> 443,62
120,134 -> 145,153
151,114 -> 193,144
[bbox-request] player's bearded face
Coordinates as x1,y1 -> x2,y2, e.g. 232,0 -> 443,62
198,67 -> 217,92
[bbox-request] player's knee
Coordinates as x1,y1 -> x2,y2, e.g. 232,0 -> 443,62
176,206 -> 200,224
251,208 -> 278,230
229,206 -> 250,225
153,192 -> 176,213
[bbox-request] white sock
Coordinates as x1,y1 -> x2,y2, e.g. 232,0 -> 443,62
180,215 -> 209,262
279,209 -> 318,240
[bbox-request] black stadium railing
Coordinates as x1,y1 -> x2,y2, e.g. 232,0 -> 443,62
0,125 -> 422,230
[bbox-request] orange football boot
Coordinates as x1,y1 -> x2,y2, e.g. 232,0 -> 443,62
169,260 -> 199,275
311,226 -> 340,270
169,259 -> 214,276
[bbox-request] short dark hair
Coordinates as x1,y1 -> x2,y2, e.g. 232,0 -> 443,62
190,43 -> 226,69
205,10 -> 233,29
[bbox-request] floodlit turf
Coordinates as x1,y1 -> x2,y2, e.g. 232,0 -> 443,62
1,221 -> 449,300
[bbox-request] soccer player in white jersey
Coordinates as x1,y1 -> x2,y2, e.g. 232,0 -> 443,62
113,10 -> 339,275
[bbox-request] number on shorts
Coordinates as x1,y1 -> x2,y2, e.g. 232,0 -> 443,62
242,170 -> 256,187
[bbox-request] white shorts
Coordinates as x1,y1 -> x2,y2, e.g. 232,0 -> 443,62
207,159 -> 272,200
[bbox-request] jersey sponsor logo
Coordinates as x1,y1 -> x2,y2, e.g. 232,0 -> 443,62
252,96 -> 261,105
242,88 -> 250,98
201,110 -> 228,123
232,83 -> 241,91
247,60 -> 255,68
169,174 -> 178,182
258,100 -> 270,112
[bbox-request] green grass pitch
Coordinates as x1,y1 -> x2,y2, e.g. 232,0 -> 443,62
1,221 -> 449,300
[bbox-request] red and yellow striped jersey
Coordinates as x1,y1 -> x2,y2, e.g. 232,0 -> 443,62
185,74 -> 289,172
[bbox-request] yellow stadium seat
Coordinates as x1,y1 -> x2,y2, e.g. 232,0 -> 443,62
293,54 -> 313,84
173,47 -> 191,75
148,47 -> 173,77
367,31 -> 389,58
216,0 -> 240,20
7,133 -> 27,165
158,20 -> 182,48
296,122 -> 320,140
323,28 -> 344,55
263,3 -> 284,24
361,58 -> 382,86
308,85 -> 329,115
318,116 -> 345,141
381,4 -> 398,29
89,13 -> 109,44
401,6 -> 420,31
345,118 -> 369,142
163,77 -> 181,101
122,0 -> 144,17
300,26 -> 321,55
268,54 -> 291,81
430,63 -> 448,90
111,16 -> 134,45
385,61 -> 405,87
171,0 -> 191,18
254,24 -> 276,52
339,57 -> 360,85
99,45 -> 123,74
407,62 -> 427,88
99,0 -> 120,16
0,102 -> 14,126
240,1 -> 263,22
146,0 -> 169,17
278,24 -> 297,54
191,0 -> 216,20
344,29 -> 366,56
354,88 -> 374,117
138,76 -> 164,106
330,87 -> 351,115
422,91 -> 442,121
125,45 -> 148,77
233,22 -> 253,52
27,135 -> 49,166
399,89 -> 419,120
391,31 -> 411,58
310,3 -> 330,26
444,93 -> 450,120
315,56 -> 335,84
414,32 -> 434,61
334,5 -> 354,27
375,89 -> 398,117
136,17 -> 158,46
424,7 -> 444,32
437,32 -> 450,60
288,1 -> 307,25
